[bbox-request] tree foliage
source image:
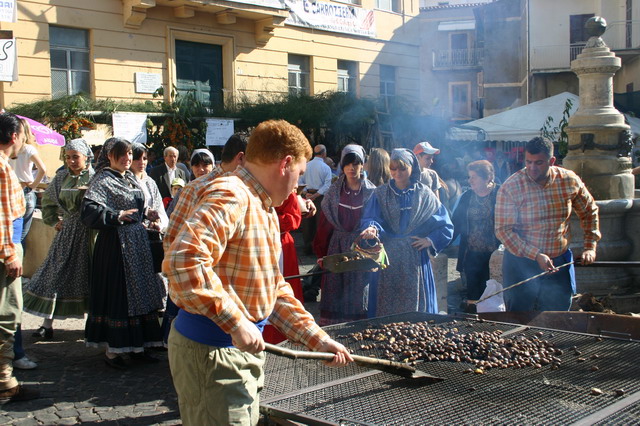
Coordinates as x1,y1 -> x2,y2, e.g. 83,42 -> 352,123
8,91 -> 441,157
541,98 -> 574,158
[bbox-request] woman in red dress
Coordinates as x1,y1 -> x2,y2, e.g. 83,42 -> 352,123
263,190 -> 314,343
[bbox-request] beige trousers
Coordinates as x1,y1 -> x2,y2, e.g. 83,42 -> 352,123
0,246 -> 23,391
168,324 -> 265,426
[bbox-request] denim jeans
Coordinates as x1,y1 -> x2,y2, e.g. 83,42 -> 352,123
21,187 -> 37,244
503,249 -> 574,312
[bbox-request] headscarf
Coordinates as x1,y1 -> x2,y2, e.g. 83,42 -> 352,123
94,137 -> 128,173
65,138 -> 93,161
390,148 -> 421,183
340,144 -> 366,169
190,148 -> 215,164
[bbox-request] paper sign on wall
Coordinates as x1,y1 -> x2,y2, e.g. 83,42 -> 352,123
0,38 -> 17,81
112,112 -> 148,144
206,119 -> 234,146
0,1 -> 16,23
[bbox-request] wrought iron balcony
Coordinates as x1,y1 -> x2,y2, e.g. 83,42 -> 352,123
432,47 -> 483,69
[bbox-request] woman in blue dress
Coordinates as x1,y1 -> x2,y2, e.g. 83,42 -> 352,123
359,148 -> 453,316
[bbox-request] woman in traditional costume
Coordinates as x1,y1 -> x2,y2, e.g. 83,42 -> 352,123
81,137 -> 164,369
315,144 -> 376,325
24,139 -> 96,340
130,143 -> 168,232
359,148 -> 453,316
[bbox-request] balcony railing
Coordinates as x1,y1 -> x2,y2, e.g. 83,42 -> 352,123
604,19 -> 640,50
531,20 -> 640,71
432,48 -> 483,69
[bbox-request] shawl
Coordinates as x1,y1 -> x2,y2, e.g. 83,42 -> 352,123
137,173 -> 168,230
45,166 -> 94,217
85,168 -> 164,316
374,181 -> 439,237
322,174 -> 376,232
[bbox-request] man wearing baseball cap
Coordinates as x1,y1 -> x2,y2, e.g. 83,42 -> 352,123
413,141 -> 441,199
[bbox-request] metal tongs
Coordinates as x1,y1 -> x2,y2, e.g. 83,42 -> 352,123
471,259 -> 640,305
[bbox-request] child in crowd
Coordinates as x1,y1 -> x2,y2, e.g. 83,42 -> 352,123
163,177 -> 185,210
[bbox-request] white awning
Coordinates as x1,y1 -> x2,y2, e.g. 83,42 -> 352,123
437,20 -> 475,31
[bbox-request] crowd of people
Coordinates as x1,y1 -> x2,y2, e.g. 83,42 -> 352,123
0,111 -> 602,422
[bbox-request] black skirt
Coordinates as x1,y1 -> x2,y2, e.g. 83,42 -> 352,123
85,227 -> 162,352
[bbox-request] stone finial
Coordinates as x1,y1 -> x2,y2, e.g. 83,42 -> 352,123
586,16 -> 607,37
584,17 -> 607,48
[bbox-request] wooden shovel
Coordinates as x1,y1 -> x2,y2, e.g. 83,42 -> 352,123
264,343 -> 443,381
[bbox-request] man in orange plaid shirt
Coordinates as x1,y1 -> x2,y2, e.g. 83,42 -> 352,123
164,120 -> 352,425
495,137 -> 600,312
0,113 -> 39,404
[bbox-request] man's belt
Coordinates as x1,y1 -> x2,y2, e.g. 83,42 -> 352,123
306,189 -> 318,194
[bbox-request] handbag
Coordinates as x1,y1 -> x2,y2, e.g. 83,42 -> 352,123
147,230 -> 164,273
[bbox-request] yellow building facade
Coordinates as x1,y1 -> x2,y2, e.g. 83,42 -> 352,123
0,0 -> 422,109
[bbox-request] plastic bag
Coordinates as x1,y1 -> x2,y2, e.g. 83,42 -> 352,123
476,279 -> 506,313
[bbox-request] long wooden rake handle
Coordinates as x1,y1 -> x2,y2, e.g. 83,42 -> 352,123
264,343 -> 442,380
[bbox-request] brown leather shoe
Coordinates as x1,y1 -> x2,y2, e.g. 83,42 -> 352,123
0,384 -> 40,405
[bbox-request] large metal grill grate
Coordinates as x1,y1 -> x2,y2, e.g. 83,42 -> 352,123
590,399 -> 640,425
261,313 -> 640,424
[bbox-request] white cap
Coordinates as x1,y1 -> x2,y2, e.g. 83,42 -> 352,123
413,141 -> 440,156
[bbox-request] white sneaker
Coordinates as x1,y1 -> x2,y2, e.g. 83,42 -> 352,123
13,356 -> 38,370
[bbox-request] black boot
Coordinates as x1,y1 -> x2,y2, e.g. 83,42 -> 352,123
31,326 -> 53,340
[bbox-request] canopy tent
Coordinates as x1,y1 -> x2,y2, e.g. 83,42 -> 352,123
448,92 -> 580,142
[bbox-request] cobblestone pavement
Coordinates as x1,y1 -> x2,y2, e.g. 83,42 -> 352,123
2,312 -> 179,425
2,232 -> 462,424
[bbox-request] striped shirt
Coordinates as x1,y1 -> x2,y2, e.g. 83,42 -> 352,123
0,152 -> 26,264
164,166 -> 329,350
163,166 -> 224,252
495,166 -> 600,260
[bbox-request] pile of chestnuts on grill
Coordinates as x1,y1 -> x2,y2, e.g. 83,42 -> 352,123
343,321 -> 563,371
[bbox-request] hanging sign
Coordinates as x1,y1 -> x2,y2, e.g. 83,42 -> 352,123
0,37 -> 17,81
112,112 -> 148,144
284,0 -> 376,38
206,118 -> 234,146
0,1 -> 16,23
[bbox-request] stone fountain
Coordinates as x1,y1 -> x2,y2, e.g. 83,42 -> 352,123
562,17 -> 640,309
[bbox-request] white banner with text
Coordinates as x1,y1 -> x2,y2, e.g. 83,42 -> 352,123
284,0 -> 376,38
